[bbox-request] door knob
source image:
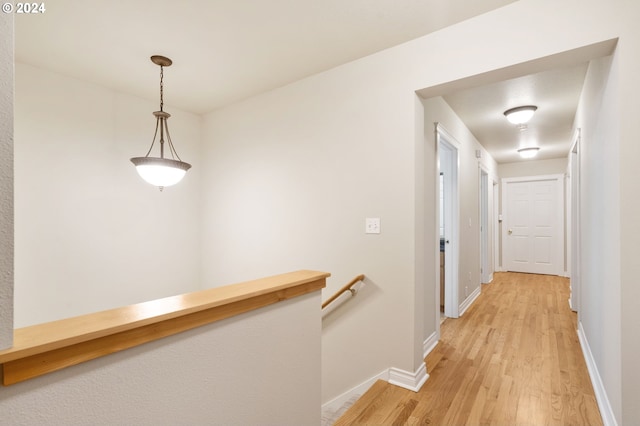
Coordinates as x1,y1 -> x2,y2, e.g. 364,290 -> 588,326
508,229 -> 513,235
446,239 -> 450,244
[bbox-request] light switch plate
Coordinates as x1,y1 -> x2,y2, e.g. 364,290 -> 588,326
365,217 -> 381,234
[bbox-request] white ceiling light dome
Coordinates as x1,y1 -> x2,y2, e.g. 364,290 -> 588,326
517,147 -> 540,159
504,105 -> 538,125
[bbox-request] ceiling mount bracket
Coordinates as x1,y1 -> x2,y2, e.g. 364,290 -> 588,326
150,55 -> 172,67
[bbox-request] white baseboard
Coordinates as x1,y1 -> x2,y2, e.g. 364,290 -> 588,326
423,331 -> 438,359
459,285 -> 481,316
322,361 -> 430,416
577,322 -> 618,426
321,369 -> 389,415
389,362 -> 429,392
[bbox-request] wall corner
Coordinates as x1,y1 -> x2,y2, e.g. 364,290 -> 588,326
0,12 -> 14,349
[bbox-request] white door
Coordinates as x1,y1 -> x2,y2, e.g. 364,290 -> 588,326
503,175 -> 563,275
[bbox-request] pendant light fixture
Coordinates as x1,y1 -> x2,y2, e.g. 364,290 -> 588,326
131,55 -> 191,190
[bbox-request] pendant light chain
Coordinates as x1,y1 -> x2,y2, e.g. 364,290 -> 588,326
158,63 -> 165,159
159,65 -> 164,112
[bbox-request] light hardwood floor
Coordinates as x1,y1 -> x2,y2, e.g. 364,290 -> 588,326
334,272 -> 602,426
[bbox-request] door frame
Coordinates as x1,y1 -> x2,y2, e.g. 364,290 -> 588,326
493,179 -> 500,273
501,174 -> 565,275
436,124 -> 460,319
568,129 -> 581,313
479,166 -> 491,283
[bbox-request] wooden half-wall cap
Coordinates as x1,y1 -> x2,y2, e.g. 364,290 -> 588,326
0,270 -> 329,386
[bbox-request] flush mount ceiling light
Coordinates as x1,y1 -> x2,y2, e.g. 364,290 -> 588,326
131,55 -> 191,190
504,105 -> 538,125
517,147 -> 540,159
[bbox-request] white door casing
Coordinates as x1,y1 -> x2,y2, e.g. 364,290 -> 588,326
502,175 -> 564,276
493,181 -> 500,273
479,168 -> 491,283
569,129 -> 581,313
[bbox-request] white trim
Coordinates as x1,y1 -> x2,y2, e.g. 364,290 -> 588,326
388,362 -> 429,392
502,174 -> 564,184
493,180 -> 501,273
479,165 -> 492,284
577,322 -> 618,426
423,331 -> 439,359
459,285 -> 481,316
568,129 -> 581,314
321,369 -> 389,416
435,123 -> 461,150
322,357 -> 432,415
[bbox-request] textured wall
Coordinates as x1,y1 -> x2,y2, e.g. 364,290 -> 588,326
0,13 -> 14,349
0,291 -> 322,425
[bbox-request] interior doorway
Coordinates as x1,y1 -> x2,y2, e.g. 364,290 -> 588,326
480,168 -> 490,283
437,124 -> 459,319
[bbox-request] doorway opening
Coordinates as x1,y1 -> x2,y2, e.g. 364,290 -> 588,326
437,124 -> 460,321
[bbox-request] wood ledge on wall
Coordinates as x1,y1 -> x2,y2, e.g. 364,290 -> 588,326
0,270 -> 329,386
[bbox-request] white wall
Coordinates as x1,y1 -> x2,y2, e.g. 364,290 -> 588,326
3,0 -> 639,421
202,64 -> 422,403
0,291 -> 322,426
499,158 -> 568,178
13,64 -> 202,327
575,53 -> 622,422
616,27 -> 640,426
0,13 -> 14,349
200,0 -> 639,413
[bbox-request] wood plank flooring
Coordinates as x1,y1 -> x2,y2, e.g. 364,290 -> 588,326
334,272 -> 602,426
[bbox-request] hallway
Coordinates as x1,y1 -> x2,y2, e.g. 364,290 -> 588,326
334,272 -> 602,425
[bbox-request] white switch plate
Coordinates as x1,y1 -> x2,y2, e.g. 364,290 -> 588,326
365,218 -> 381,234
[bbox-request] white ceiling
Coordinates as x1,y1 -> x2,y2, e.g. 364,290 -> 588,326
443,64 -> 589,164
15,0 -> 517,114
15,0 -> 592,163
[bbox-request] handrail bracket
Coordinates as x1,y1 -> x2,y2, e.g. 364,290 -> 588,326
321,274 -> 364,310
